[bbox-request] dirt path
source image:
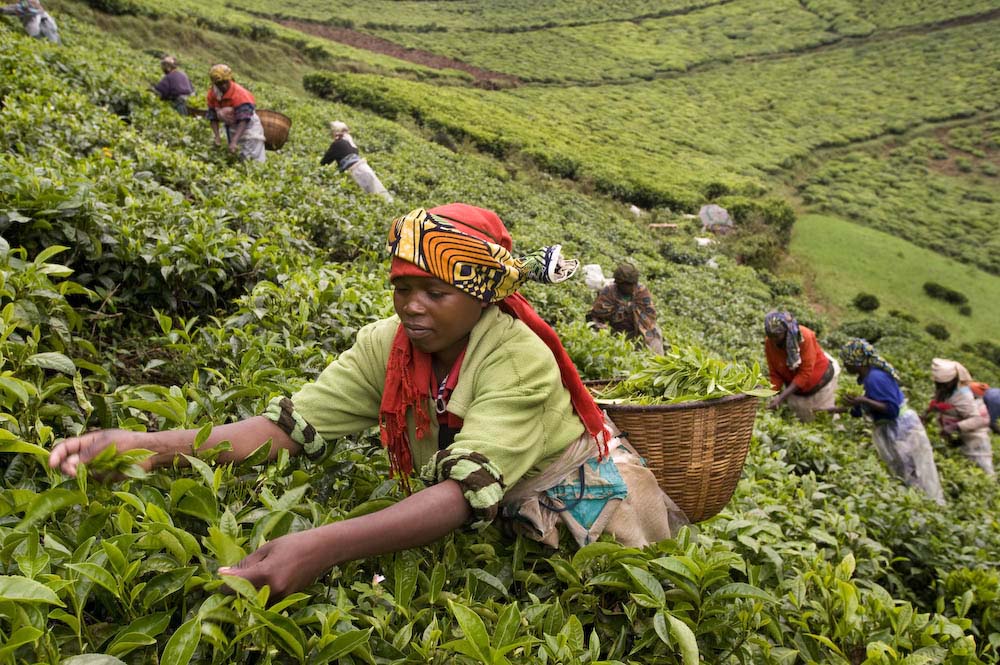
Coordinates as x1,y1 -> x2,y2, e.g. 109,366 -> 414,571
277,19 -> 521,88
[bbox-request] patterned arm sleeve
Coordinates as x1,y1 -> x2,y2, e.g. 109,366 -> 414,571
587,288 -> 615,324
262,396 -> 329,457
233,102 -> 255,123
419,448 -> 504,529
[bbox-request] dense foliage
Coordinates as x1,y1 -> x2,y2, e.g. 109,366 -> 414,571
0,4 -> 998,664
593,346 -> 774,405
799,127 -> 1000,276
304,20 -> 997,213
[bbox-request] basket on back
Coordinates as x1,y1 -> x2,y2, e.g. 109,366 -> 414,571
257,109 -> 292,150
597,391 -> 759,522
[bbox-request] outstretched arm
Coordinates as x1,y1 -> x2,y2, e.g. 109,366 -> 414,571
768,381 -> 799,410
48,416 -> 300,477
219,479 -> 472,599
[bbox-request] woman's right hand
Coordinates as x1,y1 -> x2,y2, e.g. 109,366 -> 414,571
49,429 -> 151,477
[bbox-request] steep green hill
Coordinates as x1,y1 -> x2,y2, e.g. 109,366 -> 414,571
790,214 -> 1000,344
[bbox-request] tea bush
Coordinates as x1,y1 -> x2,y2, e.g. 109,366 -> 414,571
926,323 -> 952,341
853,292 -> 881,312
924,281 -> 970,306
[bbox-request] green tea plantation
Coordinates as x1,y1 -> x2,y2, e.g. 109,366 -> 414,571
1,2 -> 998,663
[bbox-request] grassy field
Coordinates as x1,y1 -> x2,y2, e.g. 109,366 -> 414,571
307,20 -> 999,209
230,0 -> 1000,84
789,214 -> 1000,345
49,0 -> 472,89
797,120 -> 1000,275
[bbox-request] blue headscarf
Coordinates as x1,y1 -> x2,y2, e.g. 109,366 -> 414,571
840,338 -> 901,383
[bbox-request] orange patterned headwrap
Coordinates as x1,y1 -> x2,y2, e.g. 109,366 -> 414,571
379,204 -> 609,491
387,206 -> 577,302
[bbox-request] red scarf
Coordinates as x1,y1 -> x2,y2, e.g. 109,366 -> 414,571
378,294 -> 609,492
927,399 -> 953,413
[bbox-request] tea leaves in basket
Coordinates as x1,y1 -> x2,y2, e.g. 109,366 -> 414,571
594,344 -> 775,405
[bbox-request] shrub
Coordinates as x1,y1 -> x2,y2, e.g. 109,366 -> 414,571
248,23 -> 277,40
853,292 -> 880,311
960,340 -> 1000,368
923,281 -> 968,306
889,309 -> 918,323
716,195 -> 797,244
82,0 -> 144,15
557,321 -> 642,380
838,316 -> 916,345
758,271 -> 802,296
303,72 -> 410,119
925,323 -> 951,340
958,305 -> 972,316
713,196 -> 797,270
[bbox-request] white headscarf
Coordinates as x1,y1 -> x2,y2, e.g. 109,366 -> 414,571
930,358 -> 972,384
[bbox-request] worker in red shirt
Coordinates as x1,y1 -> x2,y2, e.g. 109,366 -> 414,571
764,311 -> 839,422
205,64 -> 266,162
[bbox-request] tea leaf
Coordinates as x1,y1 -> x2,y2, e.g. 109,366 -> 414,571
0,439 -> 50,464
63,656 -> 128,665
106,632 -> 158,657
25,351 -> 76,376
65,562 -> 121,600
572,541 -> 623,570
140,566 -> 197,610
0,575 -> 63,605
248,606 -> 306,661
466,568 -> 509,597
314,628 -> 373,664
447,599 -> 492,662
17,489 -> 87,531
622,564 -> 664,607
712,582 -> 777,603
0,626 -> 43,659
494,602 -> 522,649
160,617 -> 201,665
393,552 -> 418,608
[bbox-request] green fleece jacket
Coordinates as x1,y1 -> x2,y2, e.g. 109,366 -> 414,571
264,306 -> 585,525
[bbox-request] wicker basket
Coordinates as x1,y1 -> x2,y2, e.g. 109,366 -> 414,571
594,389 -> 759,522
257,109 -> 292,150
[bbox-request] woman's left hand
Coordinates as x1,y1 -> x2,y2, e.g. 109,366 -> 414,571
218,481 -> 472,602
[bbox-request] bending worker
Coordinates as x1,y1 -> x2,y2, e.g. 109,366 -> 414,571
835,339 -> 945,504
969,381 -> 1000,435
763,311 -> 839,422
321,120 -> 393,202
925,358 -> 995,477
153,55 -> 195,116
49,204 -> 686,600
586,262 -> 664,353
1,0 -> 59,42
205,64 -> 266,162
